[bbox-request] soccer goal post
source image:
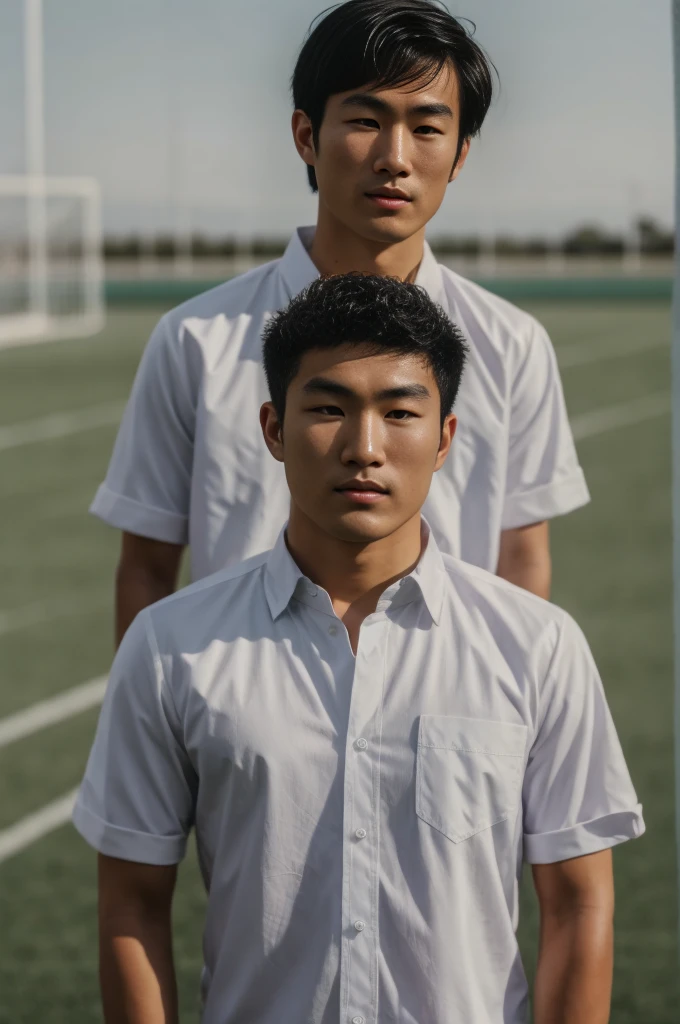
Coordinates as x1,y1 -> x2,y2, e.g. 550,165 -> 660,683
0,174 -> 105,349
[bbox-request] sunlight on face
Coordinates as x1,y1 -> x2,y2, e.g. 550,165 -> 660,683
312,65 -> 467,246
279,344 -> 455,543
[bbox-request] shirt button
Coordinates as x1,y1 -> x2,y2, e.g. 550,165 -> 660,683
328,624 -> 338,636
355,737 -> 368,751
354,919 -> 366,932
306,585 -> 318,597
352,1017 -> 365,1024
355,827 -> 367,840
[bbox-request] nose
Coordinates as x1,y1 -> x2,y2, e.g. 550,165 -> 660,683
340,411 -> 386,468
373,125 -> 412,178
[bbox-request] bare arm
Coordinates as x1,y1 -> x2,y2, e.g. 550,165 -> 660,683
496,521 -> 551,599
532,850 -> 615,1024
116,532 -> 184,646
98,854 -> 179,1024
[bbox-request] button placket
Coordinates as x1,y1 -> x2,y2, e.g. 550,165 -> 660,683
340,617 -> 387,1024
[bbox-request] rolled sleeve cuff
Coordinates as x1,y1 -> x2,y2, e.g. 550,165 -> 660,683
523,804 -> 645,864
501,469 -> 590,531
90,484 -> 188,545
72,796 -> 187,865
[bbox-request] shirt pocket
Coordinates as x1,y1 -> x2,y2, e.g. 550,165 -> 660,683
416,715 -> 528,843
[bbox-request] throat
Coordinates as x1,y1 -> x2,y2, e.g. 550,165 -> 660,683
309,212 -> 425,282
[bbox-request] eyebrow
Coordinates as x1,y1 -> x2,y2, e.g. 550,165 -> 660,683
302,377 -> 431,401
340,92 -> 453,119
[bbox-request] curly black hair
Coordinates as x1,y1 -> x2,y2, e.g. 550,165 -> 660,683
262,273 -> 467,427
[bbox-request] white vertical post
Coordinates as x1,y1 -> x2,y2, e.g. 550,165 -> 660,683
24,0 -> 48,321
165,0 -> 193,279
672,0 -> 680,963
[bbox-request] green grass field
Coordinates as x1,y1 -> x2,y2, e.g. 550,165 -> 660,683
0,300 -> 676,1022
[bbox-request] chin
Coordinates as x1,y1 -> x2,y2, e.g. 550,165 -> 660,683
360,219 -> 420,246
329,509 -> 399,544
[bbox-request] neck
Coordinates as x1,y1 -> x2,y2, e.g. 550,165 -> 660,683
309,205 -> 426,282
286,508 -> 423,618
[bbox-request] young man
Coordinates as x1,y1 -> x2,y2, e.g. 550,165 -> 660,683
75,275 -> 642,1024
92,0 -> 589,644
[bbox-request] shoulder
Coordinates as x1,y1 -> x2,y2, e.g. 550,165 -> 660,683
439,551 -> 568,653
440,550 -> 559,612
438,264 -> 552,367
143,551 -> 271,654
439,554 -> 595,682
146,258 -> 283,359
168,258 -> 281,325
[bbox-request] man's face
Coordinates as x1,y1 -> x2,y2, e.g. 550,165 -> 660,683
261,344 -> 456,544
293,64 -> 469,246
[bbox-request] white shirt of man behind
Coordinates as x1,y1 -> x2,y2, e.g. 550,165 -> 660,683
91,229 -> 589,580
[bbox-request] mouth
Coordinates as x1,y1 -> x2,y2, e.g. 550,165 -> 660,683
334,480 -> 390,504
364,188 -> 412,210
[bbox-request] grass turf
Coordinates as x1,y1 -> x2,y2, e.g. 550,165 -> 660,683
0,301 -> 676,1021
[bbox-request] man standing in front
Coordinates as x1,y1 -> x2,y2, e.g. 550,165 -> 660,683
75,276 -> 643,1023
92,0 -> 589,643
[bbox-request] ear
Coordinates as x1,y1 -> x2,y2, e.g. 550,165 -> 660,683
260,402 -> 285,463
434,413 -> 457,471
448,137 -> 471,183
291,109 -> 316,168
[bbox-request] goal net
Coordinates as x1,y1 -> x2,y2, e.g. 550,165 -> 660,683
0,175 -> 104,349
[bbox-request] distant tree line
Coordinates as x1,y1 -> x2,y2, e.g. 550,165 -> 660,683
102,217 -> 674,261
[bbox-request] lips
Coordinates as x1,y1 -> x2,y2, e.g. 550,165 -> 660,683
366,187 -> 411,200
336,480 -> 388,493
334,481 -> 390,504
365,188 -> 412,210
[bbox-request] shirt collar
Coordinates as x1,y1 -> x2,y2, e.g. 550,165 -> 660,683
278,226 -> 446,307
413,239 -> 446,307
401,519 -> 446,625
264,518 -> 446,625
263,528 -> 306,621
278,227 -> 320,300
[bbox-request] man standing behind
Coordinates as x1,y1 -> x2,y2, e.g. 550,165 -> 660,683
75,275 -> 642,1024
93,0 -> 589,643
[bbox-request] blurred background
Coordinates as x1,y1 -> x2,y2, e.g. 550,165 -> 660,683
0,1 -> 676,1021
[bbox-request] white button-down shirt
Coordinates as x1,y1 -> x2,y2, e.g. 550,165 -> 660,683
73,525 -> 643,1024
90,228 -> 589,579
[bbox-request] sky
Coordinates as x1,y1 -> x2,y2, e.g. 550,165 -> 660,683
0,0 -> 674,239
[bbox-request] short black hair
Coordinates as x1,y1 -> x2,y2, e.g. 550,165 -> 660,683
262,273 -> 467,428
292,0 -> 495,191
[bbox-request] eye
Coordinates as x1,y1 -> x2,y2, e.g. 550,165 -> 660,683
414,125 -> 443,135
312,405 -> 344,416
349,118 -> 380,128
386,409 -> 416,420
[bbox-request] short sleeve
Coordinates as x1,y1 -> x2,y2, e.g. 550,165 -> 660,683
89,313 -> 199,544
522,613 -> 644,864
501,320 -> 590,530
72,610 -> 197,864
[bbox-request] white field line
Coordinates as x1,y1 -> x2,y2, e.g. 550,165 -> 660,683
558,334 -> 667,369
0,677 -> 107,751
0,789 -> 79,865
0,386 -> 672,867
0,401 -> 124,453
571,391 -> 670,441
